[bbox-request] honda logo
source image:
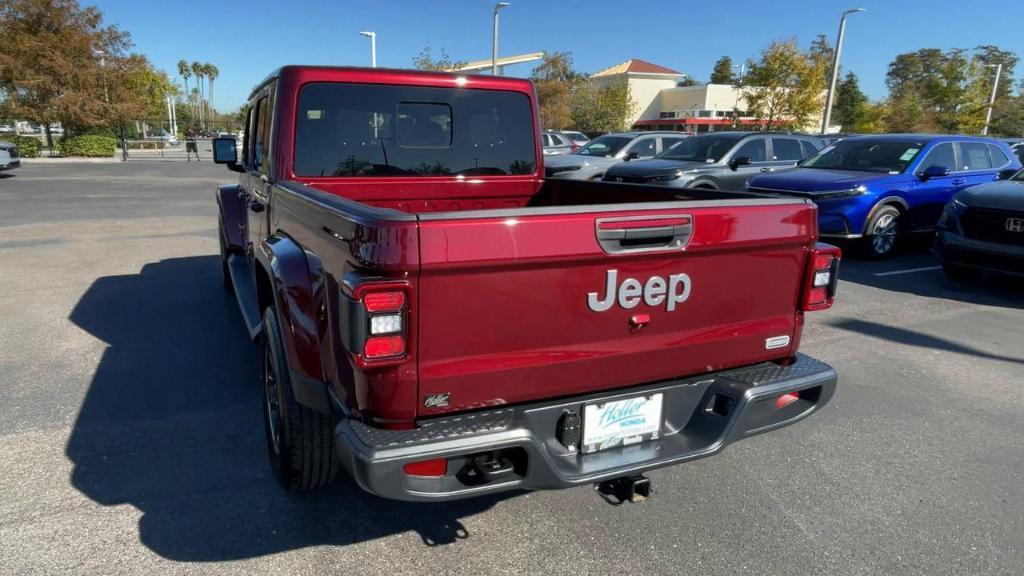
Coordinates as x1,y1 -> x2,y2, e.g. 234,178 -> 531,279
1007,218 -> 1024,233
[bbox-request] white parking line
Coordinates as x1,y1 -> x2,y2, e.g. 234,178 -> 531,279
873,266 -> 942,277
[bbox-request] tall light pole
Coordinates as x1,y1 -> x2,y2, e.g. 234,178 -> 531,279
821,8 -> 866,134
359,31 -> 377,67
982,63 -> 1002,136
731,63 -> 746,82
492,2 -> 510,76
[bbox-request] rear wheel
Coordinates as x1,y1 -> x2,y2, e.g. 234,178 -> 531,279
863,205 -> 901,259
261,307 -> 338,491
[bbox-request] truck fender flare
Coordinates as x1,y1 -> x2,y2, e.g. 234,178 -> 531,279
254,233 -> 331,414
216,184 -> 247,251
861,196 -> 910,234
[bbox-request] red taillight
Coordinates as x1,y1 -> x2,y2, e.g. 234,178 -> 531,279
403,458 -> 447,477
363,291 -> 405,312
350,283 -> 410,366
802,243 -> 841,311
364,335 -> 405,359
775,391 -> 800,409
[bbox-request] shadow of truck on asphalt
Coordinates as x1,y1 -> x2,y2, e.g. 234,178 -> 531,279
66,255 -> 509,562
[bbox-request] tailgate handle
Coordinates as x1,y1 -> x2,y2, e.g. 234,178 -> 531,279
595,215 -> 693,254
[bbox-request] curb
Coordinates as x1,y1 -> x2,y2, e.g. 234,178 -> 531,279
20,157 -> 121,164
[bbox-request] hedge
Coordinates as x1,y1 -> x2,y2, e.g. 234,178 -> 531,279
58,135 -> 117,157
4,135 -> 42,158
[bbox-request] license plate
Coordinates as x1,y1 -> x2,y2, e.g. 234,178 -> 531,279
582,394 -> 663,453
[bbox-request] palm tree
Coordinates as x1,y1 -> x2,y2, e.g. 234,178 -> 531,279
205,63 -> 219,125
191,61 -> 205,128
177,60 -> 192,112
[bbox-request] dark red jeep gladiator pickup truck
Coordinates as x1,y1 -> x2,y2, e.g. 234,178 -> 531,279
211,65 -> 840,503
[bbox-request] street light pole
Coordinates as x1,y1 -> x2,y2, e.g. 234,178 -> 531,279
821,8 -> 866,134
492,3 -> 510,76
982,63 -> 1002,136
359,31 -> 377,67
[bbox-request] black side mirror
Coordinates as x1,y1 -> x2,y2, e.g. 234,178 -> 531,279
997,167 -> 1018,180
624,151 -> 640,161
919,164 -> 949,181
728,156 -> 752,171
213,137 -> 243,172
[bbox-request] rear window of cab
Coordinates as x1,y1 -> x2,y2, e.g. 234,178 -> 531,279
294,83 -> 536,177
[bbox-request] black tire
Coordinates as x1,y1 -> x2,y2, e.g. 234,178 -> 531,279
692,182 -> 717,190
942,262 -> 975,282
862,205 -> 901,259
260,307 -> 338,492
218,220 -> 233,292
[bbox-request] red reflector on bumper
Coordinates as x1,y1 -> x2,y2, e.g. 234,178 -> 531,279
403,458 -> 447,477
364,335 -> 405,358
775,392 -> 800,409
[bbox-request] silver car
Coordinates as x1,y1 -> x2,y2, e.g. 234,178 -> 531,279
542,131 -> 575,156
602,132 -> 824,190
0,141 -> 21,172
559,130 -> 590,147
545,132 -> 689,180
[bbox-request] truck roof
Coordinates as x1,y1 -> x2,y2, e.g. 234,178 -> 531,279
249,65 -> 536,100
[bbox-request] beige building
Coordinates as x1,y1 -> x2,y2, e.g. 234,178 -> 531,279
590,58 -> 822,133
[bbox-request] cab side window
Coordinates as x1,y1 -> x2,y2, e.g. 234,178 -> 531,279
628,137 -> 657,158
771,138 -> 803,161
251,96 -> 272,176
959,142 -> 991,171
733,138 -> 767,162
919,142 -> 955,173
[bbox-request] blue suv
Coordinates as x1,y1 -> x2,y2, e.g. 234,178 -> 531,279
746,135 -> 1022,257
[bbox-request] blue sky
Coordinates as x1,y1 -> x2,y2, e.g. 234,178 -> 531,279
94,0 -> 1024,112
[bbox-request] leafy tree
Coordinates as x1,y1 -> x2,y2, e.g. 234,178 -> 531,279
205,63 -> 219,120
531,52 -> 577,129
884,47 -> 1000,133
0,0 -> 131,146
809,34 -> 835,86
709,56 -> 735,84
743,38 -> 827,131
571,78 -> 636,133
676,76 -> 700,87
412,47 -> 465,71
177,60 -> 191,106
834,72 -> 868,130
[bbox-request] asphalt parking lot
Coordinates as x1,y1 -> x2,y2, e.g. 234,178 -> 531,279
1,162 -> 1023,576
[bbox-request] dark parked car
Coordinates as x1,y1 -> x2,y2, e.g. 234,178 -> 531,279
747,135 -> 1022,258
602,132 -> 824,191
936,167 -> 1024,278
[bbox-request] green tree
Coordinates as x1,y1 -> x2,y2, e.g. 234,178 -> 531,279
743,38 -> 827,131
571,78 -> 636,133
0,0 -> 131,146
809,34 -> 835,86
531,52 -> 578,129
676,76 -> 700,87
205,63 -> 219,121
834,72 -> 868,130
412,47 -> 465,71
177,60 -> 191,107
709,56 -> 735,84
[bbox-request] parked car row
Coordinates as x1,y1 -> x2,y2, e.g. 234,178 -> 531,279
746,135 -> 1021,258
546,128 -> 1021,265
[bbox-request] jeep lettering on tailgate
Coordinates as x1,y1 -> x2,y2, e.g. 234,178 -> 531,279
587,269 -> 692,312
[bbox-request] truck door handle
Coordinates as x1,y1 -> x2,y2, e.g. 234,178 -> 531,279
595,215 -> 693,254
250,200 -> 265,213
760,167 -> 775,173
952,178 -> 965,185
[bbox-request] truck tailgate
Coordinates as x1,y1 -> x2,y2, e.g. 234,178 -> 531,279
415,199 -> 817,416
